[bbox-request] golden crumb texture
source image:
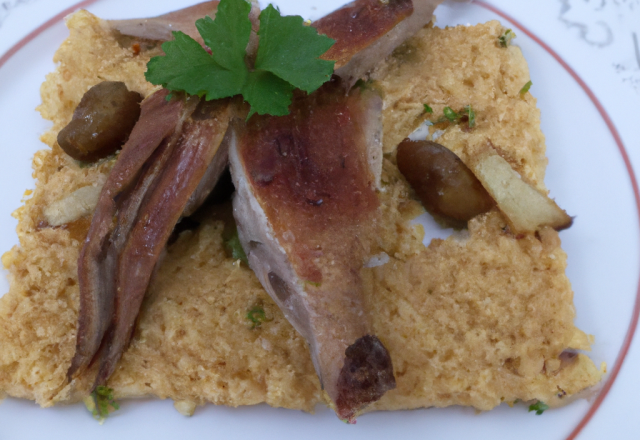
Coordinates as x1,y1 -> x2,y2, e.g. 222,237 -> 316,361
0,11 -> 601,414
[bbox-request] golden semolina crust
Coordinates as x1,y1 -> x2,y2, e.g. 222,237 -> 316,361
0,11 -> 601,413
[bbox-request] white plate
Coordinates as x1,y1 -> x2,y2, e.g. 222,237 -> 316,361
0,1 -> 638,439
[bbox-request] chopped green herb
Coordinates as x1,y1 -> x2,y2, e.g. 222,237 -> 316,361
423,104 -> 434,114
86,386 -> 119,422
305,280 -> 322,288
443,106 -> 459,122
464,105 -> 476,128
430,105 -> 476,128
224,230 -> 248,265
247,305 -> 272,329
519,80 -> 533,96
146,0 -> 335,119
528,401 -> 549,415
499,29 -> 516,47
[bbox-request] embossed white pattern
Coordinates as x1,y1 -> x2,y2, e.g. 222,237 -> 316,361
0,0 -> 38,28
560,0 -> 640,93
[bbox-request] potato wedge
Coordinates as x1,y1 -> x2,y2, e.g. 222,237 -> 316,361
468,147 -> 572,233
43,184 -> 104,226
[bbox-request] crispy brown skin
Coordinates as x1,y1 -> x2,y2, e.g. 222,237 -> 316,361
315,0 -> 413,69
240,83 -> 379,282
234,79 -> 395,420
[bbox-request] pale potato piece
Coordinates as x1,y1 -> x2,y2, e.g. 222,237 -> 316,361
43,180 -> 104,226
468,146 -> 573,233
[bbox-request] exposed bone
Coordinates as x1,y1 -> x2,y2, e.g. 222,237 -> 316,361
229,80 -> 394,420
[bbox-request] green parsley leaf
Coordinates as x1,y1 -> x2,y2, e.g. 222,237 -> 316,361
224,229 -> 249,264
423,104 -> 434,114
197,0 -> 251,73
247,305 -> 272,329
499,29 -> 516,47
520,80 -> 533,96
443,106 -> 459,122
243,70 -> 295,119
146,31 -> 243,100
255,4 -> 335,94
528,401 -> 549,415
464,105 -> 476,128
145,0 -> 335,118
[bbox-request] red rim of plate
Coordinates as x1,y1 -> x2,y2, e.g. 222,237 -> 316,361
471,5 -> 640,439
1,0 -> 639,438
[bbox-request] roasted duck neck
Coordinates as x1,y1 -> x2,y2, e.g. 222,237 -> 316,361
229,79 -> 394,420
68,91 -> 233,389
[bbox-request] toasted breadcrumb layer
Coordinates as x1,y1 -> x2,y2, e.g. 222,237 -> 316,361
0,11 -> 601,413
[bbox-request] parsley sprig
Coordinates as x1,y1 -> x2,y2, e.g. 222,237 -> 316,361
146,0 -> 335,118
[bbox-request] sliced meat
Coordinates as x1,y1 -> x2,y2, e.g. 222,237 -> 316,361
314,0 -> 444,85
109,0 -> 260,46
68,89 -> 189,381
109,1 -> 219,42
229,78 -> 394,421
93,100 -> 233,385
68,92 -> 233,387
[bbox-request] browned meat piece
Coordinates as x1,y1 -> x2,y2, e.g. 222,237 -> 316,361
229,79 -> 394,421
314,0 -> 444,85
109,0 -> 260,46
57,81 -> 143,162
68,90 -> 189,381
109,1 -> 220,42
94,100 -> 233,385
68,92 -> 233,388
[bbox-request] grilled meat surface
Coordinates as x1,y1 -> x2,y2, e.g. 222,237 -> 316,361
229,79 -> 394,420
